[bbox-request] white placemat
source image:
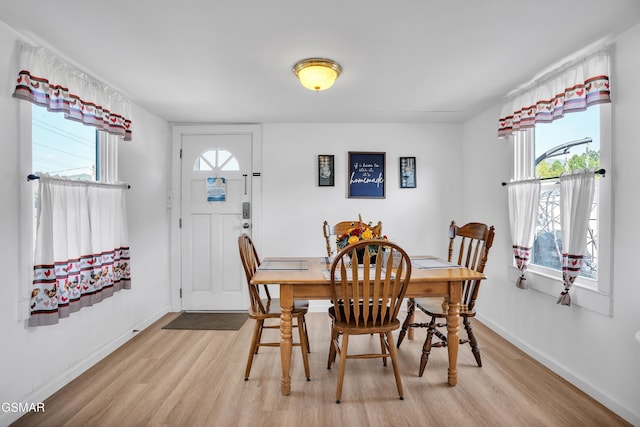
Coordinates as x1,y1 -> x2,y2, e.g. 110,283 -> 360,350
412,258 -> 462,269
258,259 -> 308,270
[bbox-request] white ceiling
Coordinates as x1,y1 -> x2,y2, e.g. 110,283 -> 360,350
2,1 -> 640,124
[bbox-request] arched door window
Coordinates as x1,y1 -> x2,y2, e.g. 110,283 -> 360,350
193,149 -> 239,171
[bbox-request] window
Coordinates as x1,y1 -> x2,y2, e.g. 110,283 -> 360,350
32,104 -> 98,180
31,105 -> 97,241
18,103 -> 120,319
533,106 -> 601,280
513,103 -> 612,304
15,41 -> 132,321
32,103 -> 120,181
193,148 -> 239,171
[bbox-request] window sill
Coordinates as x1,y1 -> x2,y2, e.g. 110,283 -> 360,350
507,265 -> 612,316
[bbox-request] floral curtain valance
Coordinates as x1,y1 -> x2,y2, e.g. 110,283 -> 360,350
12,41 -> 132,141
498,48 -> 610,138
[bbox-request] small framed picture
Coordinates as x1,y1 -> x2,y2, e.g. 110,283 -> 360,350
318,154 -> 335,186
400,157 -> 416,188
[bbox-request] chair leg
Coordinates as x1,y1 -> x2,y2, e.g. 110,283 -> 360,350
335,333 -> 349,404
463,317 -> 482,367
397,298 -> 416,348
418,317 -> 437,377
297,314 -> 311,380
327,325 -> 338,369
302,314 -> 311,353
386,331 -> 404,400
244,319 -> 262,380
254,319 -> 265,354
379,333 -> 387,366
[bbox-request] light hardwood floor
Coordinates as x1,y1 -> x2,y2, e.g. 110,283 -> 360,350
13,311 -> 630,427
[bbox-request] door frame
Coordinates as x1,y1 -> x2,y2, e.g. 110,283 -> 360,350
170,124 -> 263,312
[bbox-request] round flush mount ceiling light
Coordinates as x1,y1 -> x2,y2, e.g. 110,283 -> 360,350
293,58 -> 342,91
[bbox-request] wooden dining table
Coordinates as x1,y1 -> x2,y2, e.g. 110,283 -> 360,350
251,256 -> 486,396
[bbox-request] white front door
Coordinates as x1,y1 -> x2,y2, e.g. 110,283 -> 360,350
180,132 -> 253,311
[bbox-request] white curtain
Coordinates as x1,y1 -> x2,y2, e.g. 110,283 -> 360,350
12,40 -> 133,141
30,174 -> 131,326
557,169 -> 596,306
498,48 -> 610,138
508,179 -> 541,289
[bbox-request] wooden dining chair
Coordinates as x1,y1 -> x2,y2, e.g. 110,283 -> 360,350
237,234 -> 311,381
322,219 -> 383,256
396,221 -> 495,377
327,239 -> 411,403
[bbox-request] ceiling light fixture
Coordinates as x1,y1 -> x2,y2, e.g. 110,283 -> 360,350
293,58 -> 342,91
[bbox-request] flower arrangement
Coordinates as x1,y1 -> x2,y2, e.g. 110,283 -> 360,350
336,215 -> 386,254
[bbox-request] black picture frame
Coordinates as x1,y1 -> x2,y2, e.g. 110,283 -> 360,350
348,151 -> 385,198
318,154 -> 335,186
400,157 -> 416,188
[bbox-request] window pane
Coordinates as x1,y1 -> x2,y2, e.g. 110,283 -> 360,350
531,107 -> 600,279
32,104 -> 97,180
32,105 -> 98,242
193,149 -> 240,171
535,106 -> 600,176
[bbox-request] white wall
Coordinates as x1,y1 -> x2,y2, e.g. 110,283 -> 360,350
259,123 -> 465,258
0,22 -> 173,426
460,23 -> 640,425
255,122 -> 468,312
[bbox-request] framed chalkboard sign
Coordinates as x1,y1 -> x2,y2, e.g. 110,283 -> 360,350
348,151 -> 385,198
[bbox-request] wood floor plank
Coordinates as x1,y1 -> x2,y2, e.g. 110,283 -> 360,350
12,311 -> 630,427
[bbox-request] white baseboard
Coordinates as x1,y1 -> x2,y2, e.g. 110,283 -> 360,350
0,306 -> 171,427
477,314 -> 639,426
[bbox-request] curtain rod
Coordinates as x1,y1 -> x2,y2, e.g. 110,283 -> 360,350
27,174 -> 131,189
501,168 -> 606,187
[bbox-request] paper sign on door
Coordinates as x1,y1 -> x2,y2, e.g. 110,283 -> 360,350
207,177 -> 226,202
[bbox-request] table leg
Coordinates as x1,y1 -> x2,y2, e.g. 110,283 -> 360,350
280,284 -> 294,395
447,281 -> 462,386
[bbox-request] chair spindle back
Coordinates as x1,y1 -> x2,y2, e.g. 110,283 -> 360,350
238,234 -> 271,314
329,240 -> 411,328
447,221 -> 495,311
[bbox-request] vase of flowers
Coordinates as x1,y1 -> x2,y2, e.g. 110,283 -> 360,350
335,215 -> 386,262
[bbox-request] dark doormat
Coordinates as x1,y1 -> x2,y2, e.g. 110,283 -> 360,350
162,312 -> 248,330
